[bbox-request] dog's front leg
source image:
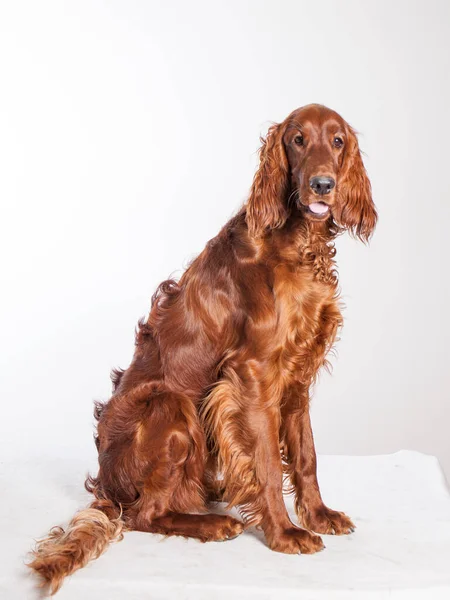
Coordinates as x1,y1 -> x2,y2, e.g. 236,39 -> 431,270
203,368 -> 323,554
282,383 -> 355,535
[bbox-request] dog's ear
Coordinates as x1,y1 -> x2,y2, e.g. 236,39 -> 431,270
246,123 -> 290,238
336,127 -> 377,242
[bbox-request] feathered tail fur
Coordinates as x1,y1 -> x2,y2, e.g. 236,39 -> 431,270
27,495 -> 124,595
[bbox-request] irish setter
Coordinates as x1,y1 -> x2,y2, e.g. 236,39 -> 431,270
29,104 -> 377,594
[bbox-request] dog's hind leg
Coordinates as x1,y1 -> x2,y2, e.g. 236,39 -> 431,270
136,512 -> 244,542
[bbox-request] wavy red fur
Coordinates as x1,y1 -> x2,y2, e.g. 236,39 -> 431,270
28,104 -> 376,593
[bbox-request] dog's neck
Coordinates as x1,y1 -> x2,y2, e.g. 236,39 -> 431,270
280,211 -> 339,285
300,223 -> 338,286
239,207 -> 339,286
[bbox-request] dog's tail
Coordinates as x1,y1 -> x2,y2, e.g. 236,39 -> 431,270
28,488 -> 125,595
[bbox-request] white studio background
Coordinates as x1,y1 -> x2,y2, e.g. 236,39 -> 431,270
1,0 -> 449,481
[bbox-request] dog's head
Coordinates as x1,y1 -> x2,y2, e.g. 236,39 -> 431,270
246,104 -> 377,241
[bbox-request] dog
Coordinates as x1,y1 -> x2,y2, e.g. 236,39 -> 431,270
29,104 -> 377,594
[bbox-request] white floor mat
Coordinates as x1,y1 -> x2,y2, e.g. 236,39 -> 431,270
2,450 -> 450,599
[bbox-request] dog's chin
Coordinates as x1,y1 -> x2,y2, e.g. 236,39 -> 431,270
298,200 -> 332,221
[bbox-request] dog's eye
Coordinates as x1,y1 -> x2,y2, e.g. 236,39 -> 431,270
333,137 -> 344,148
294,135 -> 304,146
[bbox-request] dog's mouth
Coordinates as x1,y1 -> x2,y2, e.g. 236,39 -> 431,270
301,201 -> 331,219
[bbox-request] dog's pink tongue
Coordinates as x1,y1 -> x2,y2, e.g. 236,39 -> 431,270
308,202 -> 329,215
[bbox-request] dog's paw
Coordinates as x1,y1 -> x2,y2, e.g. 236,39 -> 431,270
214,516 -> 245,541
301,504 -> 355,535
268,526 -> 324,554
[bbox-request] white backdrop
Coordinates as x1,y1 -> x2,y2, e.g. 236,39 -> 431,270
1,0 -> 449,480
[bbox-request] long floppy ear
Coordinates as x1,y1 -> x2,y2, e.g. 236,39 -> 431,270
336,128 -> 378,242
246,123 -> 290,238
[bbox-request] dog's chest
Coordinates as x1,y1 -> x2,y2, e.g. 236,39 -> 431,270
272,264 -> 342,384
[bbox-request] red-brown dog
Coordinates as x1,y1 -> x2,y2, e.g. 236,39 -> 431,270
29,104 -> 377,594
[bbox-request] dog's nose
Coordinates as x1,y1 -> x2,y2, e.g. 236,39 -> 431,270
310,176 -> 335,196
